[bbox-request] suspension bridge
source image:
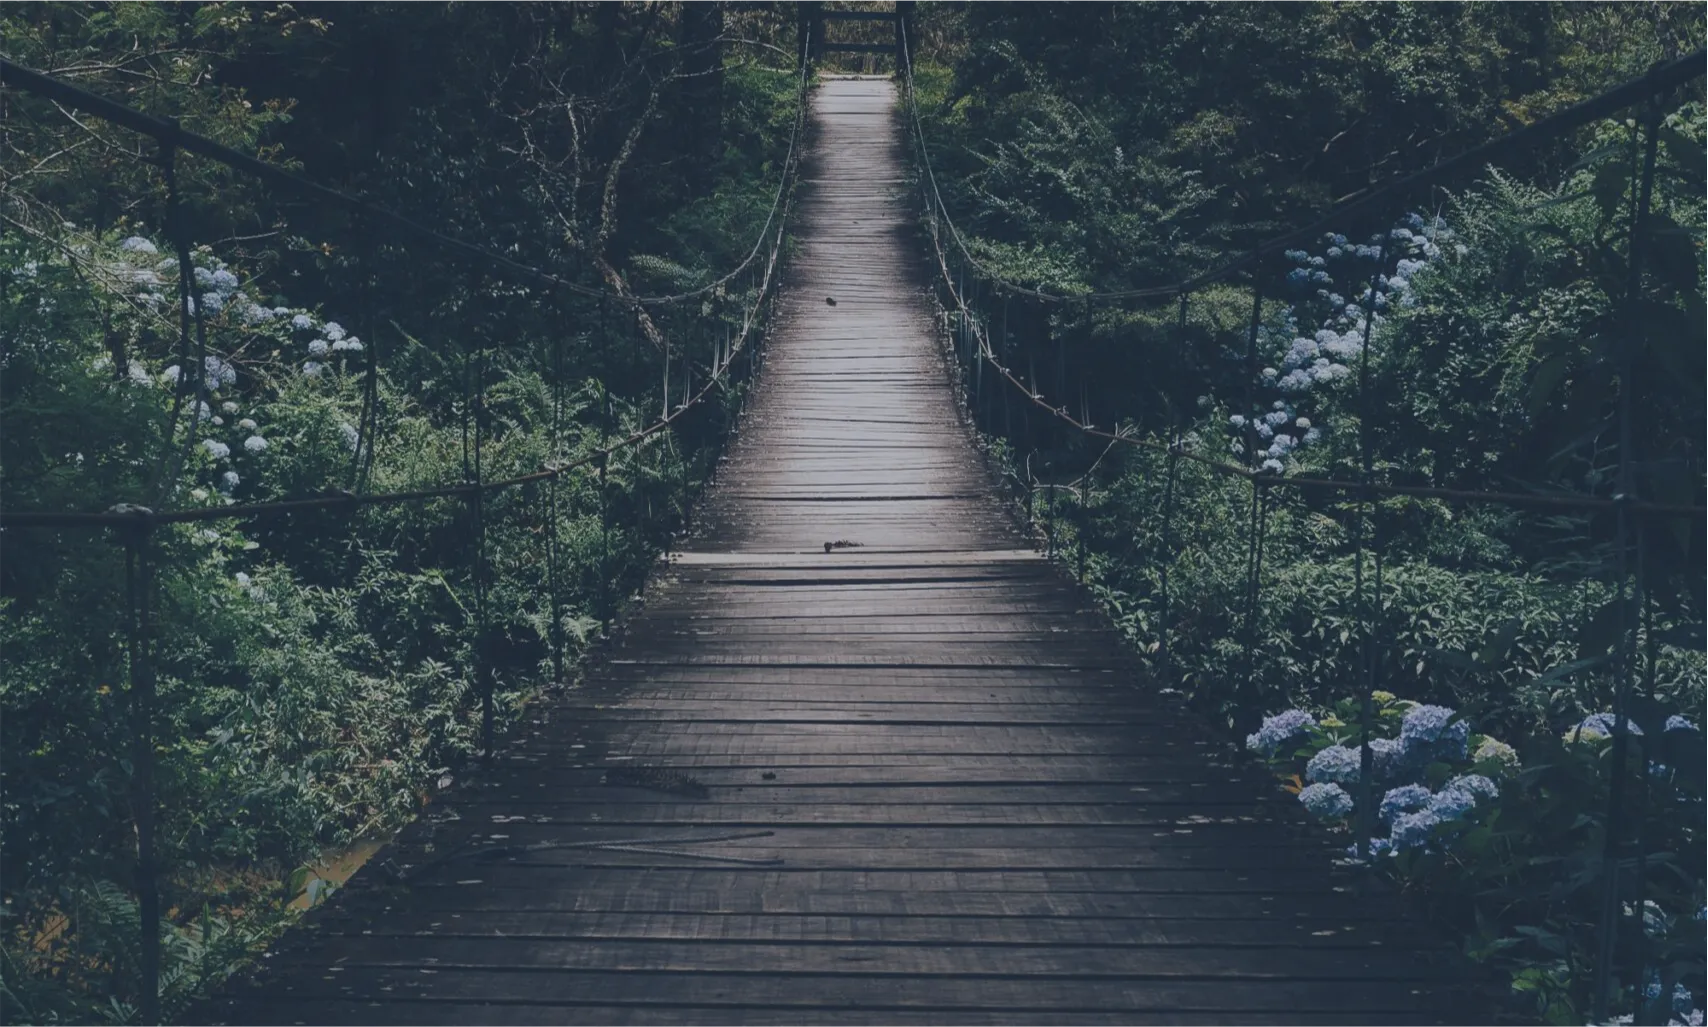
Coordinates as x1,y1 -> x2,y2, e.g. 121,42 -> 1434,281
3,10 -> 1702,1026
190,74 -> 1481,1027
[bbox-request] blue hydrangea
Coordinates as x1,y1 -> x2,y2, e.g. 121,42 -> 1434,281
1379,784 -> 1432,823
1390,808 -> 1443,850
1368,737 -> 1409,781
120,236 -> 158,255
1245,709 -> 1317,757
1260,458 -> 1283,473
243,435 -> 268,454
1443,774 -> 1497,802
1299,782 -> 1353,818
219,470 -> 240,490
1305,744 -> 1362,785
1284,249 -> 1309,263
1666,715 -> 1699,733
201,439 -> 230,460
203,355 -> 235,389
291,313 -> 315,331
1287,268 -> 1311,285
1575,712 -> 1643,741
1401,704 -> 1469,761
1426,787 -> 1475,822
1347,836 -> 1393,859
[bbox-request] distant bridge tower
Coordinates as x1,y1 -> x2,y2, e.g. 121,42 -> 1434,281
798,2 -> 914,73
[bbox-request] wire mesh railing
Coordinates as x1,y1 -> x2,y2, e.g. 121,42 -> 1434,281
901,23 -> 1704,1024
0,38 -> 807,1022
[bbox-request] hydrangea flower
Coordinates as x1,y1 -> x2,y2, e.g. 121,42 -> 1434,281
1390,808 -> 1443,850
235,572 -> 251,587
1379,784 -> 1432,823
1368,737 -> 1408,781
243,435 -> 268,453
303,361 -> 324,377
220,470 -> 240,490
203,355 -> 236,389
201,439 -> 231,460
308,339 -> 330,356
1244,709 -> 1316,756
221,401 -> 239,414
1443,774 -> 1497,802
291,313 -> 314,330
1299,782 -> 1353,818
1305,744 -> 1362,785
1666,715 -> 1699,733
340,422 -> 361,452
238,418 -> 258,431
323,321 -> 346,341
163,364 -> 182,384
1400,704 -> 1469,761
120,236 -> 158,255
1426,787 -> 1475,822
1260,458 -> 1283,473
1573,712 -> 1644,741
1344,837 -> 1393,860
1473,736 -> 1520,771
331,337 -> 364,352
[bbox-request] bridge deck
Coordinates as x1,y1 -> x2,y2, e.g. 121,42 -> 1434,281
210,78 -> 1476,1026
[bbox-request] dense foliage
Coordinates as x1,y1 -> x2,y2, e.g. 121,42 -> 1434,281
908,3 -> 1704,1023
1,3 -> 800,1021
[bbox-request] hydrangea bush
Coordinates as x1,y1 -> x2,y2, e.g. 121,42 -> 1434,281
1247,694 -> 1705,1024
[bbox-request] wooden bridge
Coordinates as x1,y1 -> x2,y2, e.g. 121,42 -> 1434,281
205,77 -> 1478,1027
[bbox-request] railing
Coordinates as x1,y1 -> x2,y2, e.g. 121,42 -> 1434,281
0,38 -> 808,1023
900,24 -> 1704,1024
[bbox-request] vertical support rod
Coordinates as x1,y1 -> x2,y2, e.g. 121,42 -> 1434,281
894,1 -> 913,70
599,298 -> 612,635
123,516 -> 160,1025
1351,236 -> 1389,859
1157,293 -> 1189,685
1239,283 -> 1265,717
548,330 -> 565,686
471,324 -> 492,764
1592,102 -> 1661,1026
1077,469 -> 1090,583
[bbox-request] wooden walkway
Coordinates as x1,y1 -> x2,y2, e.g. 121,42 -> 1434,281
208,78 -> 1477,1026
